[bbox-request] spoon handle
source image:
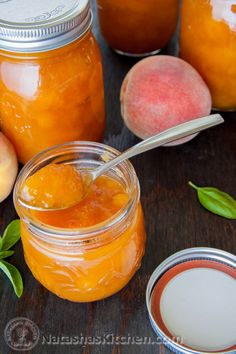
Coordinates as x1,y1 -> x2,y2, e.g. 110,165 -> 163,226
95,114 -> 224,178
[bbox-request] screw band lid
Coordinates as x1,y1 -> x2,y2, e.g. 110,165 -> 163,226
0,0 -> 92,53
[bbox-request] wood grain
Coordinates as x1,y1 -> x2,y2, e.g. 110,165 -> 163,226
0,1 -> 235,353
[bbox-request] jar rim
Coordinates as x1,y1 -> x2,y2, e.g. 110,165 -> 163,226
14,141 -> 140,243
0,1 -> 92,53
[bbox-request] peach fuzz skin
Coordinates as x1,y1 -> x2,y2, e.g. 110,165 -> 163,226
0,132 -> 18,202
120,56 -> 212,145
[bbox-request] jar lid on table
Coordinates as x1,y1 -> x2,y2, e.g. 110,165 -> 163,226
0,0 -> 92,53
146,247 -> 236,353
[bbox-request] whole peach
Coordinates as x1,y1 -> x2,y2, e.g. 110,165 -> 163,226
120,56 -> 212,145
0,132 -> 18,202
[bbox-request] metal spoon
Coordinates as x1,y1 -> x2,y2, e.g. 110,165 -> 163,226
19,114 -> 224,211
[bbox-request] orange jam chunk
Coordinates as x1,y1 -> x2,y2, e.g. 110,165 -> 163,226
20,164 -> 146,302
0,30 -> 105,164
97,0 -> 179,54
20,164 -> 84,210
180,0 -> 236,110
33,174 -> 129,228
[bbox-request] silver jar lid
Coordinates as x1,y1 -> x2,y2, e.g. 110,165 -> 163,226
0,0 -> 92,53
146,247 -> 236,354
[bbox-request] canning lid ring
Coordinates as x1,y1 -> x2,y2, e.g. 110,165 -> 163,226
146,247 -> 236,354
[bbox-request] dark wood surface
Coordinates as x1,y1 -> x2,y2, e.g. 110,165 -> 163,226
1,2 -> 236,353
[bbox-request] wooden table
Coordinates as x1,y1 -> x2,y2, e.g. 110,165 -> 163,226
0,3 -> 236,353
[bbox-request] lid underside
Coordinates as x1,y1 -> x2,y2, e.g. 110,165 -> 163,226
151,259 -> 236,353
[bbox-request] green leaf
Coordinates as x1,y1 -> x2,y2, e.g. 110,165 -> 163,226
0,250 -> 14,260
189,181 -> 236,219
0,219 -> 20,251
0,260 -> 23,297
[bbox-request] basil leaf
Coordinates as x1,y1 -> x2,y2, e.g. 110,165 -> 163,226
0,260 -> 23,298
189,182 -> 236,219
0,219 -> 20,251
0,250 -> 14,260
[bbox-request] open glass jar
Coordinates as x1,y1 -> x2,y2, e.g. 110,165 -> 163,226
0,0 -> 105,164
180,0 -> 236,111
96,0 -> 179,56
14,142 -> 146,302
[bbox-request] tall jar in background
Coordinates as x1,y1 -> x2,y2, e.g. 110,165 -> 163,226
0,0 -> 105,164
180,0 -> 236,111
96,0 -> 179,57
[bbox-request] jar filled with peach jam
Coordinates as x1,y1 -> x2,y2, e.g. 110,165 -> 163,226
96,0 -> 179,56
0,0 -> 105,164
180,0 -> 236,111
14,142 -> 146,302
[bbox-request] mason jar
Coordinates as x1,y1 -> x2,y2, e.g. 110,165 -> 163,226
14,142 -> 146,302
96,0 -> 179,57
0,0 -> 105,164
180,0 -> 236,111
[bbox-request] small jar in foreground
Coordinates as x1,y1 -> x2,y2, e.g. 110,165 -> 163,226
96,0 -> 179,57
0,0 -> 105,164
180,0 -> 236,111
14,142 -> 146,302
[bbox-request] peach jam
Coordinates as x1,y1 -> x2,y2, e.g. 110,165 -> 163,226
180,0 -> 236,111
0,0 -> 105,164
19,164 -> 85,210
14,142 -> 146,302
96,0 -> 179,56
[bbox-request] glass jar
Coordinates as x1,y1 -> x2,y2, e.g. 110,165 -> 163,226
0,0 -> 105,164
96,0 -> 179,56
14,142 -> 146,302
180,0 -> 236,111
